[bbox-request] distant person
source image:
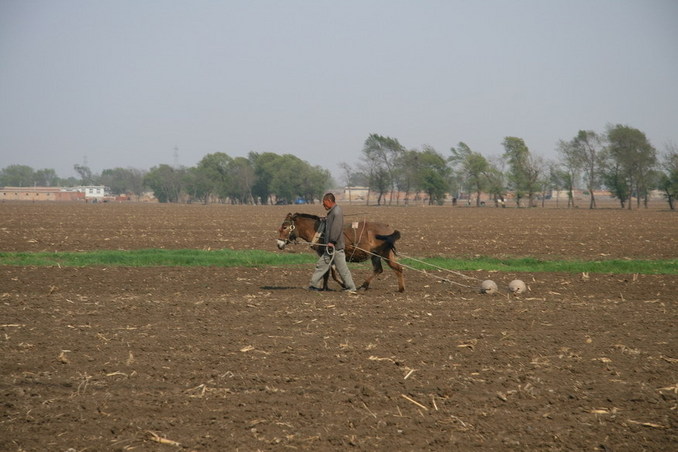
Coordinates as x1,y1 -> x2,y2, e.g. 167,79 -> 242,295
308,193 -> 357,294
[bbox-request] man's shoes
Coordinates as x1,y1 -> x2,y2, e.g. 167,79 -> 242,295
308,286 -> 357,294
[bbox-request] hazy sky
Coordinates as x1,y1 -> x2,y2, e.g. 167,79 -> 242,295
1,0 -> 676,181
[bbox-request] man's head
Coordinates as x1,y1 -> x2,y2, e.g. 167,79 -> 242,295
322,192 -> 335,210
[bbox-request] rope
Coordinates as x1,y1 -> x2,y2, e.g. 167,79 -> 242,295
396,253 -> 482,282
388,258 -> 474,289
325,244 -> 336,267
347,220 -> 366,262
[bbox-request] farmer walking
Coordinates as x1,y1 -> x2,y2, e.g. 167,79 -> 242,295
308,193 -> 357,294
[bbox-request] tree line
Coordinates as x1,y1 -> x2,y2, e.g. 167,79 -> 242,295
1,124 -> 677,209
346,125 -> 676,209
0,152 -> 330,205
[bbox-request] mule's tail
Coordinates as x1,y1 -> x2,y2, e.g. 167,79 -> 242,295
375,230 -> 401,254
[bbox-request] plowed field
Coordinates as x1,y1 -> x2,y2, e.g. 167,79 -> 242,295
1,202 -> 676,451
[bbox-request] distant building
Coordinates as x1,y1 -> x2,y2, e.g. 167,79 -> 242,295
1,185 -> 111,202
62,185 -> 109,201
0,186 -> 84,202
343,186 -> 369,202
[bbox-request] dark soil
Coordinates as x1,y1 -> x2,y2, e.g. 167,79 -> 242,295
1,202 -> 676,451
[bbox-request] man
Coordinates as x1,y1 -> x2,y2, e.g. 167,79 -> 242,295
308,193 -> 358,294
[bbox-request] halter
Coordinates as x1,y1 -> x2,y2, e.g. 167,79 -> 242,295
279,216 -> 298,244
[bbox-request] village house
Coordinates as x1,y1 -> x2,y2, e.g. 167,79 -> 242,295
0,186 -> 110,202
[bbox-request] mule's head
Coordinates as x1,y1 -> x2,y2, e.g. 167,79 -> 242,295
276,213 -> 297,250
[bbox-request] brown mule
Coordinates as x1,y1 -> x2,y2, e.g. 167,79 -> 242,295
277,213 -> 405,292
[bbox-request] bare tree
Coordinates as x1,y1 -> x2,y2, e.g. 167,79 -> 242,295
573,131 -> 604,209
73,164 -> 95,185
339,162 -> 353,205
556,139 -> 582,207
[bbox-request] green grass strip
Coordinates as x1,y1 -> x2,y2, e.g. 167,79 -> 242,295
0,249 -> 675,274
0,249 -> 316,268
402,256 -> 678,275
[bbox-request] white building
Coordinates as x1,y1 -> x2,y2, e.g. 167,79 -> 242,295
62,186 -> 110,201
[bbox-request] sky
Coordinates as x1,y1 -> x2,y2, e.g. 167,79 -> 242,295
1,0 -> 677,182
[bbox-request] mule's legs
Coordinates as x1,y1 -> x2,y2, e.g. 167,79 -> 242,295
359,255 -> 383,290
385,249 -> 405,292
321,267 -> 347,291
310,253 -> 335,291
359,251 -> 405,292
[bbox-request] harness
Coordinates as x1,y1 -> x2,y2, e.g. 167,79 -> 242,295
288,216 -> 334,259
311,218 -> 326,247
280,218 -> 297,243
346,220 -> 366,261
281,215 -> 327,250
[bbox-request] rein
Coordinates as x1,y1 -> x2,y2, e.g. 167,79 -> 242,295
280,221 -> 297,243
281,214 -> 323,248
